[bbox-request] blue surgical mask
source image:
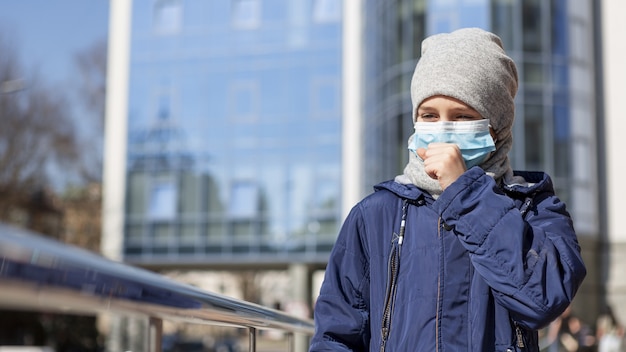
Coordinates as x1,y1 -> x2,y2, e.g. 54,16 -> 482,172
409,119 -> 496,169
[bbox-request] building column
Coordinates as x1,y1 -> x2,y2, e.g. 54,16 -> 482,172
342,0 -> 364,217
600,0 -> 626,326
288,263 -> 312,352
102,0 -> 132,350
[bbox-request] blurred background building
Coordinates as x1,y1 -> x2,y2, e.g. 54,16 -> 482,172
120,0 -> 342,267
102,0 -> 624,348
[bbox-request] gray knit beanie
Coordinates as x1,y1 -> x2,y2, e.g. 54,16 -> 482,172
410,27 -> 518,135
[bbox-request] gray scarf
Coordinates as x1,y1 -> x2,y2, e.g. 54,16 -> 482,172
397,131 -> 530,197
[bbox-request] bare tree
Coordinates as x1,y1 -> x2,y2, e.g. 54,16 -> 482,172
0,32 -> 107,246
73,38 -> 107,183
75,38 -> 107,120
0,34 -> 80,228
38,38 -> 109,252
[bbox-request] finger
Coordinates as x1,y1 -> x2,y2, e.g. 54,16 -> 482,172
417,148 -> 427,160
422,159 -> 440,180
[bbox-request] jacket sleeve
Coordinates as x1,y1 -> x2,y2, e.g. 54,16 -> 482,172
309,205 -> 371,351
435,167 -> 586,330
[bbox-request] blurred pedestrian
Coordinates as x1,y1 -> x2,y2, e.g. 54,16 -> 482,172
596,305 -> 624,352
535,301 -> 595,350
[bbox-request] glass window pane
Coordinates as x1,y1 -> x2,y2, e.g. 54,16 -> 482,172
148,179 -> 177,220
229,181 -> 258,218
524,87 -> 543,105
312,77 -> 340,118
524,105 -> 544,170
127,172 -> 147,215
154,0 -> 182,34
203,175 -> 223,213
522,0 -> 542,52
126,224 -> 143,245
232,221 -> 253,237
180,223 -> 198,245
180,173 -> 200,212
492,0 -> 514,50
153,223 -> 173,246
232,0 -> 260,29
523,62 -> 544,84
551,0 -> 568,56
313,0 -> 342,23
552,63 -> 568,87
206,221 -> 224,244
313,178 -> 338,211
229,81 -> 259,122
553,105 -> 570,179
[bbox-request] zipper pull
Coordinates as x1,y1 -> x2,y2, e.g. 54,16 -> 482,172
515,325 -> 525,348
519,196 -> 533,217
398,200 -> 407,246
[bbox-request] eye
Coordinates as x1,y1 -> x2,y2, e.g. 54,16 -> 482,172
419,113 -> 438,121
456,114 -> 480,121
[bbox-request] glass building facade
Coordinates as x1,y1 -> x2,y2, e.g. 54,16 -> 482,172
123,0 -> 343,266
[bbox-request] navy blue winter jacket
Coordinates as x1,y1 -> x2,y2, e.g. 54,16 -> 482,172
309,167 -> 586,351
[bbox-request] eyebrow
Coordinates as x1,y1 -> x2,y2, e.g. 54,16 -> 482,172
418,105 -> 480,116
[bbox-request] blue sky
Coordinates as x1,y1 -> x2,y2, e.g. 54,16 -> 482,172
0,0 -> 109,85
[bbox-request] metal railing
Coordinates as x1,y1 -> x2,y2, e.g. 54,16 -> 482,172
0,223 -> 315,351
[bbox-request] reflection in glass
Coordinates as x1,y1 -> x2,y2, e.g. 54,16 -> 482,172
153,0 -> 182,34
232,0 -> 261,29
148,179 -> 177,221
492,0 -> 514,50
313,0 -> 342,23
524,104 -> 545,171
522,0 -> 542,52
229,181 -> 259,219
125,0 -> 343,264
523,61 -> 544,85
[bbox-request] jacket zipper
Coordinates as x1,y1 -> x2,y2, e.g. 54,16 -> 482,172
515,322 -> 525,348
380,200 -> 408,352
514,197 -> 532,350
436,217 -> 443,352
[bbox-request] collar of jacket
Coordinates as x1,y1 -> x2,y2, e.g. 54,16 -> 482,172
374,179 -> 427,202
374,169 -> 553,202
